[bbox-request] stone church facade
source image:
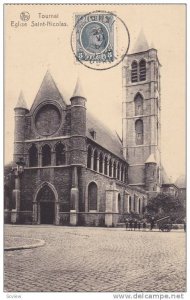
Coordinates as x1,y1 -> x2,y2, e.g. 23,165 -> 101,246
5,33 -> 176,226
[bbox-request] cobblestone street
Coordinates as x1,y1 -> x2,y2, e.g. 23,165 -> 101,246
4,225 -> 186,292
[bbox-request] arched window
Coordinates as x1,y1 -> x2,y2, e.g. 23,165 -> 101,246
121,165 -> 123,182
129,196 -> 132,212
29,144 -> 38,167
88,182 -> 97,211
109,159 -> 112,177
93,149 -> 98,171
134,196 -> 136,212
118,193 -> 121,213
55,143 -> 66,166
142,197 -> 145,213
138,198 -> 141,214
139,59 -> 146,81
124,167 -> 127,183
87,146 -> 92,169
99,153 -> 103,173
131,61 -> 138,82
42,144 -> 51,166
104,156 -> 108,175
134,93 -> 143,116
117,163 -> 120,180
113,161 -> 116,178
135,119 -> 144,145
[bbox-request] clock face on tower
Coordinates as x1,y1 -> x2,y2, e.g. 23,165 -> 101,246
35,104 -> 61,136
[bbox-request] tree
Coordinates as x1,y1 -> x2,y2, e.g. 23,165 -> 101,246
4,161 -> 14,210
145,192 -> 185,223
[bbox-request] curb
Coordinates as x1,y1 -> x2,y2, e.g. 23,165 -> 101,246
4,239 -> 45,251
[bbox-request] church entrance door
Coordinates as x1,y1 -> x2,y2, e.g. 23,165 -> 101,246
36,185 -> 56,224
40,202 -> 54,224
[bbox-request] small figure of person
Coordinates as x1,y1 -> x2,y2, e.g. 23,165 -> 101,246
143,221 -> 147,231
134,219 -> 137,231
125,219 -> 129,231
129,219 -> 133,231
138,221 -> 141,231
150,217 -> 155,231
184,222 -> 186,232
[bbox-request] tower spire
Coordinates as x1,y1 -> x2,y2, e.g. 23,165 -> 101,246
15,91 -> 28,110
71,77 -> 86,99
132,29 -> 149,53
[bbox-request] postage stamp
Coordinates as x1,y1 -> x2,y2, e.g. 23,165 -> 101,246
75,12 -> 114,63
71,10 -> 130,70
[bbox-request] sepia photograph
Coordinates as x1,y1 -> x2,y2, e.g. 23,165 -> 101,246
3,2 -> 186,296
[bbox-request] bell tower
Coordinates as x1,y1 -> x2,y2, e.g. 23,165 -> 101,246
122,31 -> 161,192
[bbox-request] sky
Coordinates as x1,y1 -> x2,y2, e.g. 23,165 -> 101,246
4,4 -> 186,182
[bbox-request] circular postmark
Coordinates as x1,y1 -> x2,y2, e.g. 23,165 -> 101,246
71,10 -> 130,71
20,11 -> 30,22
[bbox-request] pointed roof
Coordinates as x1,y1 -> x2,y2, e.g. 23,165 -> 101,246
71,77 -> 86,99
145,153 -> 157,164
30,70 -> 65,111
15,91 -> 28,110
132,29 -> 149,53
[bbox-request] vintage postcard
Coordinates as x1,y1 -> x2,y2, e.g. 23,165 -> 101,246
4,3 -> 186,297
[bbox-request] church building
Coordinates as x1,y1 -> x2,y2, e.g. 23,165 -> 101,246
5,33 -> 177,226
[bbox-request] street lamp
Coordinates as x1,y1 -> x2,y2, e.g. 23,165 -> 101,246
11,157 -> 25,224
12,157 -> 25,176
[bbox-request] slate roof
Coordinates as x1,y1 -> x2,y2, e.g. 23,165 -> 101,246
72,77 -> 86,99
15,91 -> 29,110
86,112 -> 125,161
30,71 -> 66,112
132,29 -> 149,53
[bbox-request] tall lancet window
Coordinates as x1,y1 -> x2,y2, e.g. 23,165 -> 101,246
99,153 -> 103,173
93,149 -> 98,171
113,161 -> 116,178
134,93 -> 143,116
131,61 -> 138,83
109,159 -> 112,177
139,59 -> 146,81
55,143 -> 66,166
104,156 -> 108,175
29,144 -> 38,167
88,182 -> 98,211
87,146 -> 92,169
129,196 -> 132,212
135,119 -> 144,145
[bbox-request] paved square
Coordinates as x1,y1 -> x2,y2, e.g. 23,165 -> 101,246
4,225 -> 186,292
